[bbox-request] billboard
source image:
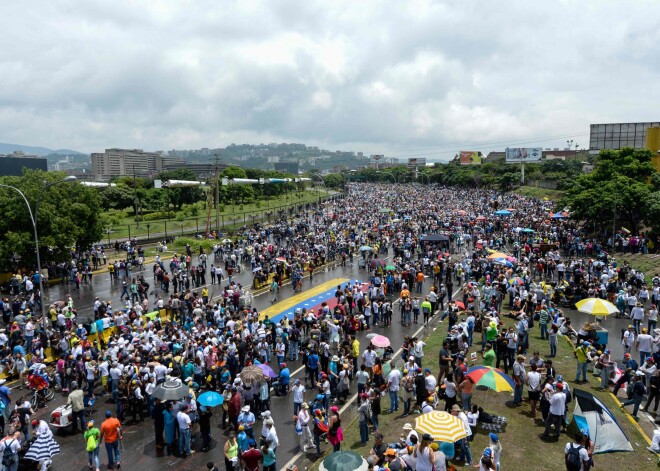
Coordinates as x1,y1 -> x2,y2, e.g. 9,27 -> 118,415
459,151 -> 481,165
505,147 -> 542,162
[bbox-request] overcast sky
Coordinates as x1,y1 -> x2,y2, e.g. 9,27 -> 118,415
1,0 -> 659,159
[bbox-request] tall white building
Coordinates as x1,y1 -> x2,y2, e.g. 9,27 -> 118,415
91,148 -> 171,180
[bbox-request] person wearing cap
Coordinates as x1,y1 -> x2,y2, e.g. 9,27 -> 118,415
622,325 -> 636,355
84,419 -> 101,471
573,341 -> 590,384
541,382 -> 566,439
512,355 -> 526,406
488,433 -> 502,471
275,363 -> 290,397
100,410 -> 123,468
237,405 -> 256,439
383,448 -> 403,471
264,418 -> 279,452
413,433 -> 436,471
296,402 -> 314,452
451,404 -> 473,465
621,370 -> 648,420
636,327 -> 654,365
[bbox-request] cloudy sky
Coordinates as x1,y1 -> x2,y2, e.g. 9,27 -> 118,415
1,0 -> 659,159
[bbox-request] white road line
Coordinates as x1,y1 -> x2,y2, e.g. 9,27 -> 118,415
281,283 -> 464,471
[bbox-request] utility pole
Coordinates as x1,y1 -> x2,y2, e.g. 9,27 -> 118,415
212,154 -> 221,234
612,193 -> 618,252
133,163 -> 140,228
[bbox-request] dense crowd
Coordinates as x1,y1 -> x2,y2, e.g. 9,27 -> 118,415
0,183 -> 658,470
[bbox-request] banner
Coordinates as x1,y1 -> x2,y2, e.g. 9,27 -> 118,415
459,151 -> 481,165
505,147 -> 542,162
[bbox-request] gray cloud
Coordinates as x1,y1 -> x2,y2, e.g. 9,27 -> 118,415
1,0 -> 659,158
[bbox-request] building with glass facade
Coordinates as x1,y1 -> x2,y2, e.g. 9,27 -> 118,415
589,122 -> 660,152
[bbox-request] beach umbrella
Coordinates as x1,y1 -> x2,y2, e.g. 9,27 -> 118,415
454,301 -> 465,310
495,210 -> 512,216
24,434 -> 61,462
508,277 -> 524,286
414,411 -> 467,443
241,365 -> 268,383
257,363 -> 278,379
197,391 -> 225,407
575,298 -> 618,317
385,265 -> 396,271
153,381 -> 189,401
487,252 -> 508,260
320,451 -> 368,471
465,366 -> 515,392
359,245 -> 373,252
370,335 -> 390,348
370,259 -> 385,269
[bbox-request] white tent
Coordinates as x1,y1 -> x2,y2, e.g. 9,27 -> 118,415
573,389 -> 633,453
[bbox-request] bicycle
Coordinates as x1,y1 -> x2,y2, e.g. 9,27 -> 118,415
28,387 -> 55,409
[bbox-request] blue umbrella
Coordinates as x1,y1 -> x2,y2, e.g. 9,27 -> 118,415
522,228 -> 535,233
494,210 -> 512,216
551,213 -> 565,219
197,391 -> 224,407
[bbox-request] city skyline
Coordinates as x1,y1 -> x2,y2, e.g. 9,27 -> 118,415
1,1 -> 659,160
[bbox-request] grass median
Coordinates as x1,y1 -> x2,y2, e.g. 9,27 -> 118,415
326,312 -> 657,470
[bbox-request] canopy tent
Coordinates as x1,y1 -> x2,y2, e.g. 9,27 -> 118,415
572,389 -> 633,454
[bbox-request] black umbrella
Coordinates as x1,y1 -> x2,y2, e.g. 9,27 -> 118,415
153,380 -> 189,401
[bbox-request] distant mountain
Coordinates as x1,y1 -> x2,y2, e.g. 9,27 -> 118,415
0,142 -> 85,156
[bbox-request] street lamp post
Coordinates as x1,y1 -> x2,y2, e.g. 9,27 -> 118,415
0,175 -> 77,331
310,174 -> 326,203
377,171 -> 397,184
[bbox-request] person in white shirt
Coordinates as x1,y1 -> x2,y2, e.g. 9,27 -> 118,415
176,406 -> 193,456
387,368 -> 402,413
541,383 -> 566,439
413,338 -> 426,368
292,379 -> 306,416
636,328 -> 654,365
296,403 -> 314,451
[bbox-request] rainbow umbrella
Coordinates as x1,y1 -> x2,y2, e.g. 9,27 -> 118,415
508,277 -> 524,286
465,366 -> 515,392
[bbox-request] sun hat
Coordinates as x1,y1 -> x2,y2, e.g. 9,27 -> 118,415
403,423 -> 413,431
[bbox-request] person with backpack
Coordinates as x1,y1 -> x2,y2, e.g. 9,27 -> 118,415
564,431 -> 589,471
84,420 -> 101,471
0,430 -> 21,471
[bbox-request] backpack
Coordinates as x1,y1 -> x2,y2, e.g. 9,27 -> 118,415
86,432 -> 98,452
565,443 -> 583,471
2,440 -> 17,467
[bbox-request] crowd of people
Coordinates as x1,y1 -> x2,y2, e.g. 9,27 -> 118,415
0,183 -> 657,470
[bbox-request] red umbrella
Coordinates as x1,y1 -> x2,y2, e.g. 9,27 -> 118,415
454,301 -> 465,309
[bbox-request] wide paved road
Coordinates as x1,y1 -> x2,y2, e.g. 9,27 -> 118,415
23,255 -> 450,471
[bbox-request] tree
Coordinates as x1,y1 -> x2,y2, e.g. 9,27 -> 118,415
0,170 -> 105,270
562,148 -> 656,235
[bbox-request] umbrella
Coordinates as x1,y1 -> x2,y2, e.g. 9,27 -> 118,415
241,365 -> 267,383
495,210 -> 512,216
153,380 -> 189,401
221,238 -> 233,244
575,298 -> 618,317
370,259 -> 385,269
257,363 -> 277,379
457,210 -> 467,216
197,391 -> 225,407
492,258 -> 513,268
487,252 -> 508,260
551,213 -> 565,219
475,216 -> 486,221
454,301 -> 465,310
370,335 -> 390,348
465,366 -> 515,392
414,411 -> 467,443
385,265 -> 397,271
508,277 -> 524,286
359,245 -> 373,252
252,267 -> 262,273
24,434 -> 60,462
276,257 -> 289,265
522,228 -> 535,233
320,451 -> 368,471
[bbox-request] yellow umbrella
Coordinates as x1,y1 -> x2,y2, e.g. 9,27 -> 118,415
487,252 -> 508,260
414,411 -> 467,443
575,298 -> 618,316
